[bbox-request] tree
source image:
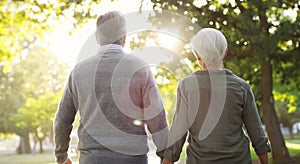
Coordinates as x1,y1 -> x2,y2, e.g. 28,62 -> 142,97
0,0 -> 106,154
273,44 -> 300,139
0,0 -> 102,67
147,0 -> 299,163
0,68 -> 24,134
274,91 -> 300,139
11,91 -> 63,153
0,46 -> 68,154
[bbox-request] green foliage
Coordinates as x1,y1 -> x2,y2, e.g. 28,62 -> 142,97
148,0 -> 300,116
155,66 -> 178,124
10,91 -> 62,137
0,0 -> 101,64
145,1 -> 299,161
129,30 -> 195,123
0,66 -> 25,133
129,31 -> 157,51
274,92 -> 298,113
0,45 -> 68,137
274,91 -> 300,130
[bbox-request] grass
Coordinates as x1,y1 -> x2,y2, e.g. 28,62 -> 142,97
285,139 -> 300,158
0,150 -> 79,164
0,135 -> 299,164
0,151 -> 56,164
178,134 -> 300,163
251,134 -> 300,163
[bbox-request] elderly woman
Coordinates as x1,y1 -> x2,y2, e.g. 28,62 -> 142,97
162,28 -> 270,164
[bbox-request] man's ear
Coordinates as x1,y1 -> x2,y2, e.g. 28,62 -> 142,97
95,32 -> 100,44
121,35 -> 126,47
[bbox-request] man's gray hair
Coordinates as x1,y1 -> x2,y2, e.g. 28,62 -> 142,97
191,28 -> 227,67
96,11 -> 127,45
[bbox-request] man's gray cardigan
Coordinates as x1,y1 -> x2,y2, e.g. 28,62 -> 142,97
54,44 -> 168,163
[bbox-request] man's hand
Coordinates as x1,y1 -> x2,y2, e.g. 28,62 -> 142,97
162,158 -> 174,164
258,153 -> 268,164
58,158 -> 72,164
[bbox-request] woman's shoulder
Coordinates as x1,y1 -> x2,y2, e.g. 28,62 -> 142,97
225,69 -> 251,89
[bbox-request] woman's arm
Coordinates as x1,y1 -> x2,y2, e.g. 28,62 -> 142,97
163,81 -> 189,162
258,153 -> 269,164
242,85 -> 270,161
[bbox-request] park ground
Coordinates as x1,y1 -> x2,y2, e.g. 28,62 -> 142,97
0,134 -> 299,164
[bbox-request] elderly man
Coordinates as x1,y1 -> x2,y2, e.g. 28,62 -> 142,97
54,11 -> 168,164
162,28 -> 270,164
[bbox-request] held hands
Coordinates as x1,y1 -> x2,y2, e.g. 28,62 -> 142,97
58,158 -> 72,164
258,154 -> 268,164
162,158 -> 174,164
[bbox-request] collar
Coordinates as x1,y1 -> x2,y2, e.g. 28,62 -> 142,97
99,44 -> 123,54
194,69 -> 233,75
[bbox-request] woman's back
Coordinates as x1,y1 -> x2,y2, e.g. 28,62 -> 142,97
181,69 -> 253,163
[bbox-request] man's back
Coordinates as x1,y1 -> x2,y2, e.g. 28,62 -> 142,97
54,44 -> 168,164
75,45 -> 156,153
54,11 -> 168,164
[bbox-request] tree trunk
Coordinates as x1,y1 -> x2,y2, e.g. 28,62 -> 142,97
261,58 -> 292,164
34,128 -> 46,153
32,138 -> 37,154
38,138 -> 44,153
288,125 -> 294,139
16,133 -> 32,154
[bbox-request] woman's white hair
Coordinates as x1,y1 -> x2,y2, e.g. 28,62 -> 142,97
191,28 -> 227,67
96,11 -> 127,45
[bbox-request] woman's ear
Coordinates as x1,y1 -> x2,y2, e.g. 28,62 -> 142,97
193,50 -> 206,69
223,48 -> 228,59
193,49 -> 200,60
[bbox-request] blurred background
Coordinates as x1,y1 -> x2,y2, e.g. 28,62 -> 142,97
0,0 -> 299,163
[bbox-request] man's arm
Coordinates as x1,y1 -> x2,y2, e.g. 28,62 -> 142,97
136,67 -> 168,159
54,72 -> 77,163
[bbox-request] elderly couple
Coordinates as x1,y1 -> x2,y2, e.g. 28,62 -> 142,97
54,11 -> 270,164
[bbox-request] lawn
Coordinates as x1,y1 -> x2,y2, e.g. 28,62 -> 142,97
0,135 -> 299,164
0,150 -> 79,164
178,134 -> 300,163
0,151 -> 56,164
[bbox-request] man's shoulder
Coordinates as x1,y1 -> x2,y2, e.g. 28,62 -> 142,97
74,55 -> 98,68
121,53 -> 147,64
118,53 -> 150,72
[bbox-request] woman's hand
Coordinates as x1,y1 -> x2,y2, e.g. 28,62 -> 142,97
162,158 -> 174,164
258,154 -> 268,164
58,158 -> 72,164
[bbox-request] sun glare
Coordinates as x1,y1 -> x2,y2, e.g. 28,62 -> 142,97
157,33 -> 179,50
48,0 -> 154,66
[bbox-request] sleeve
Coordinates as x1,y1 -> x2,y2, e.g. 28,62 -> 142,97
164,81 -> 189,162
242,85 -> 271,155
53,71 -> 77,162
141,67 -> 169,159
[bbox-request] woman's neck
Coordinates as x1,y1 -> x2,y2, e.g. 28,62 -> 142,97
206,66 -> 223,70
203,64 -> 223,70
